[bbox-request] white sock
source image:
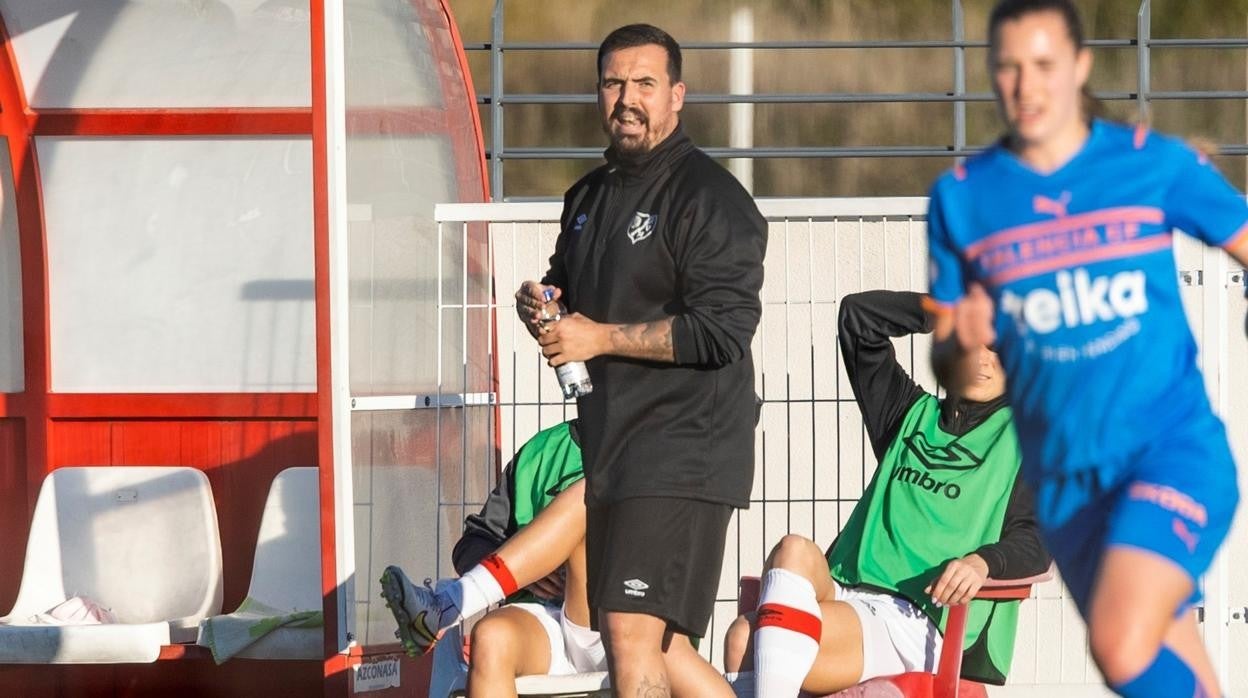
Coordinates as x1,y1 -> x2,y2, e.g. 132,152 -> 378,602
450,563 -> 508,620
724,671 -> 756,698
753,568 -> 822,697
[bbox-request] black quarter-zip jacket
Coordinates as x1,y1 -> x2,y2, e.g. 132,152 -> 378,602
542,125 -> 767,508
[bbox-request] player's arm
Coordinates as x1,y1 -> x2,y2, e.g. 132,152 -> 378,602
971,475 -> 1051,579
1163,139 -> 1248,303
1226,233 -> 1248,275
931,284 -> 996,396
926,185 -> 993,396
927,475 -> 1049,606
839,290 -> 930,460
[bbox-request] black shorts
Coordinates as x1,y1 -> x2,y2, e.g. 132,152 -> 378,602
585,497 -> 733,638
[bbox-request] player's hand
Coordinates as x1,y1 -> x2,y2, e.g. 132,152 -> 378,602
515,281 -> 560,339
526,567 -> 566,600
925,554 -> 989,608
954,283 -> 996,351
538,313 -> 604,365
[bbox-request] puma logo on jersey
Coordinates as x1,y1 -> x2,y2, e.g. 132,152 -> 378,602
1000,267 -> 1148,335
1172,518 -> 1199,554
627,211 -> 656,244
1033,191 -> 1072,218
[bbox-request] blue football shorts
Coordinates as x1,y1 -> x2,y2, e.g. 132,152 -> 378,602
1030,421 -> 1239,616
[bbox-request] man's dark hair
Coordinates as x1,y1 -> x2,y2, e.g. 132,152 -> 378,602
988,0 -> 1085,50
597,24 -> 682,84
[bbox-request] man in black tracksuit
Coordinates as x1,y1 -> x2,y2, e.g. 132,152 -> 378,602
514,24 -> 766,698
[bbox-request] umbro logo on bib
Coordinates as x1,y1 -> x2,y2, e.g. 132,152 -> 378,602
627,211 -> 655,244
904,433 -> 984,471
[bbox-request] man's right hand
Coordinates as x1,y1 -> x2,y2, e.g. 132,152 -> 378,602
515,281 -> 560,340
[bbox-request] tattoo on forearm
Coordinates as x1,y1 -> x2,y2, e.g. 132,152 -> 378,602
637,676 -> 671,698
610,318 -> 675,362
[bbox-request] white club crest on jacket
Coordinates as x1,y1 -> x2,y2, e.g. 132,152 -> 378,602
627,211 -> 656,244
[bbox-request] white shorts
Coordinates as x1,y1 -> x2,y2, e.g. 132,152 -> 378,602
510,602 -> 606,675
831,580 -> 943,682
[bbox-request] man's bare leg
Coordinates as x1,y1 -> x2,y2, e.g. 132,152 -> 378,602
602,610 -> 671,697
465,606 -> 553,698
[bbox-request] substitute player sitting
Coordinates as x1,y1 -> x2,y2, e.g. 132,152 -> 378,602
380,420 -> 604,697
722,290 -> 1048,697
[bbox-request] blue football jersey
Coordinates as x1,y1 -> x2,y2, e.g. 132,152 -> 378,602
927,120 -> 1248,478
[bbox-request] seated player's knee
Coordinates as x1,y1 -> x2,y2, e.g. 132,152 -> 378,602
767,534 -> 821,573
469,613 -> 519,668
1088,619 -> 1159,684
722,614 -> 755,672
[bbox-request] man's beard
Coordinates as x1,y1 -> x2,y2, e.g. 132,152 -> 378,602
606,106 -> 652,156
610,130 -> 648,156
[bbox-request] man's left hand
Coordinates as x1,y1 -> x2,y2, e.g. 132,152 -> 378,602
538,313 -> 605,366
925,553 -> 989,607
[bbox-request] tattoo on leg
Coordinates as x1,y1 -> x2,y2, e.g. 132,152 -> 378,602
636,675 -> 671,698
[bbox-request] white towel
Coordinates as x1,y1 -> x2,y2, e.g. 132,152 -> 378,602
19,596 -> 118,625
197,596 -> 322,664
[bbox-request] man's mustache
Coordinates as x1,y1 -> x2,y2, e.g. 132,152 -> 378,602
611,107 -> 647,124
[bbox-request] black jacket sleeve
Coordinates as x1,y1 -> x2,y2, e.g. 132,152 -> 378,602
973,474 -> 1051,579
670,174 -> 767,368
838,290 -> 932,461
451,460 -> 520,575
540,188 -> 577,292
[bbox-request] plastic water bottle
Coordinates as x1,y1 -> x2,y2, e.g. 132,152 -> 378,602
541,289 -> 594,399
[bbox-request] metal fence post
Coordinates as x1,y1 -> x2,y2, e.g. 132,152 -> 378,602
491,0 -> 505,200
953,0 -> 966,160
1137,0 -> 1151,122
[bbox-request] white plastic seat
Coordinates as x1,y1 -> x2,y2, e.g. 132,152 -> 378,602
450,671 -> 610,698
0,466 -> 223,664
515,672 -> 610,697
196,466 -> 321,662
